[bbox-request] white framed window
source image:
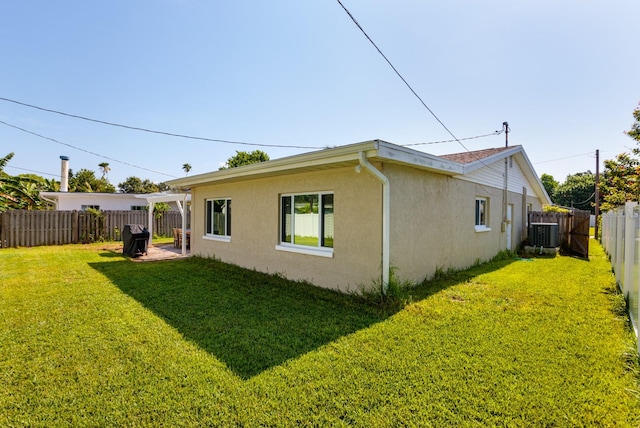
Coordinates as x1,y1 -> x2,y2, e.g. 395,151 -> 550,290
81,205 -> 100,211
131,205 -> 146,211
475,197 -> 490,232
205,198 -> 231,242
277,192 -> 333,257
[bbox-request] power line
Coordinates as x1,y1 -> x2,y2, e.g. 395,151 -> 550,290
0,96 -> 325,150
335,0 -> 469,152
403,130 -> 502,147
5,165 -> 59,178
534,151 -> 595,165
0,119 -> 178,178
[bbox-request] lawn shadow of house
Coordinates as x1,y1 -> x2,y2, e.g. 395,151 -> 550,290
90,256 -> 395,379
90,255 -> 515,379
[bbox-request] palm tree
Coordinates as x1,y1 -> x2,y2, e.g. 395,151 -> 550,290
98,162 -> 111,178
182,163 -> 192,176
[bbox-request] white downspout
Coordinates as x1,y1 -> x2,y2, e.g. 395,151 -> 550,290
357,151 -> 390,294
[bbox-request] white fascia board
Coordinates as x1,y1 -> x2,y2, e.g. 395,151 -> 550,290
137,193 -> 190,204
166,140 -> 468,189
460,146 -> 523,175
374,141 -> 464,175
39,192 -> 140,199
512,151 -> 553,204
165,141 -> 382,188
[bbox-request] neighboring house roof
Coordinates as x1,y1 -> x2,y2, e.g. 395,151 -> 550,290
166,140 -> 552,204
440,146 -> 513,164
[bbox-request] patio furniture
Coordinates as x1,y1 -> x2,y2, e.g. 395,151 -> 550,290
122,224 -> 149,257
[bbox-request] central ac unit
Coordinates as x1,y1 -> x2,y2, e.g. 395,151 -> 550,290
529,223 -> 559,248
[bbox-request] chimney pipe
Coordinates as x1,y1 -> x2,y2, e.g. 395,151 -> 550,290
60,156 -> 69,192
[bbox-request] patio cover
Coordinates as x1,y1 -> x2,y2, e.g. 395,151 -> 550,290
135,193 -> 190,255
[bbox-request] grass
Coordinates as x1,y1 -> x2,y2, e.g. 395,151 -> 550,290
0,240 -> 639,426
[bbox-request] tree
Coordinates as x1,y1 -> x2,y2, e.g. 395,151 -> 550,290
182,163 -> 192,176
0,152 -> 14,172
0,153 -> 61,211
219,150 -> 270,170
553,171 -> 596,213
598,105 -> 640,212
98,162 -> 111,178
118,176 -> 159,194
627,103 -> 640,147
540,173 -> 559,201
599,153 -> 640,212
68,169 -> 115,193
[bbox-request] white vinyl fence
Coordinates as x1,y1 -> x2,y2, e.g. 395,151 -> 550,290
601,202 -> 640,346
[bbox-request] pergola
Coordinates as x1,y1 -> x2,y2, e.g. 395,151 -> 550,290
135,192 -> 190,255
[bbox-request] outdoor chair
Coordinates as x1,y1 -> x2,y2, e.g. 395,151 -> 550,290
173,228 -> 180,248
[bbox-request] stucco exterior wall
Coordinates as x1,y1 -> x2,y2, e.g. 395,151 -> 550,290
383,163 -> 544,284
190,166 -> 383,292
188,160 -> 545,292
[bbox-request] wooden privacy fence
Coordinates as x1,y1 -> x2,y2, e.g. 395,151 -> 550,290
528,209 -> 590,258
0,210 -> 189,248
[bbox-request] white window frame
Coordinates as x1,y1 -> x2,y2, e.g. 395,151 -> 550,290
276,192 -> 334,258
475,197 -> 491,232
81,205 -> 100,211
204,198 -> 231,243
131,205 -> 146,211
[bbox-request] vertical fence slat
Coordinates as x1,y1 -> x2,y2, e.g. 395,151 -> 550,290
601,202 -> 640,353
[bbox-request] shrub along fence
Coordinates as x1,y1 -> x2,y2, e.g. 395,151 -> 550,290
0,210 -> 188,248
601,202 -> 639,346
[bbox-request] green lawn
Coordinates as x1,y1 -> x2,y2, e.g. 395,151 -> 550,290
0,241 -> 638,426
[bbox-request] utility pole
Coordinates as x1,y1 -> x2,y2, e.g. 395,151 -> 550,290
503,121 -> 509,147
594,149 -> 600,239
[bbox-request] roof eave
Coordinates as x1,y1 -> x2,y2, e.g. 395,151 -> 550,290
166,140 -> 466,189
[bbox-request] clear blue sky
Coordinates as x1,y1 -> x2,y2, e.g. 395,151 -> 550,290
1,0 -> 638,188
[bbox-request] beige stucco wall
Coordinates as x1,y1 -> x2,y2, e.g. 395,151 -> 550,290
190,166 -> 383,292
384,163 -> 543,284
188,162 -> 545,292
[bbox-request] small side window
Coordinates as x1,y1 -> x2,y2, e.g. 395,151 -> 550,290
475,197 -> 490,232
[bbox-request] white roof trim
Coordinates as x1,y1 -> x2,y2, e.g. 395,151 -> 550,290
165,140 -> 464,188
163,139 -> 550,205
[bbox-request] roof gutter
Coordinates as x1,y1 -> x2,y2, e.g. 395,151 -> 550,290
356,151 -> 390,294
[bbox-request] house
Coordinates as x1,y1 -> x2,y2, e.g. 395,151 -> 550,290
40,192 -> 152,211
40,191 -> 189,212
165,140 -> 551,293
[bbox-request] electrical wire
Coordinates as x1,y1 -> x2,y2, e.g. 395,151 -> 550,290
335,0 -> 469,152
4,165 -> 59,178
403,130 -> 502,147
534,151 -> 595,165
570,192 -> 595,206
0,97 -> 325,150
0,119 -> 178,178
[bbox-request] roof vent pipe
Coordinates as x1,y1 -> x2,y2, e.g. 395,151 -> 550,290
60,156 -> 69,192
